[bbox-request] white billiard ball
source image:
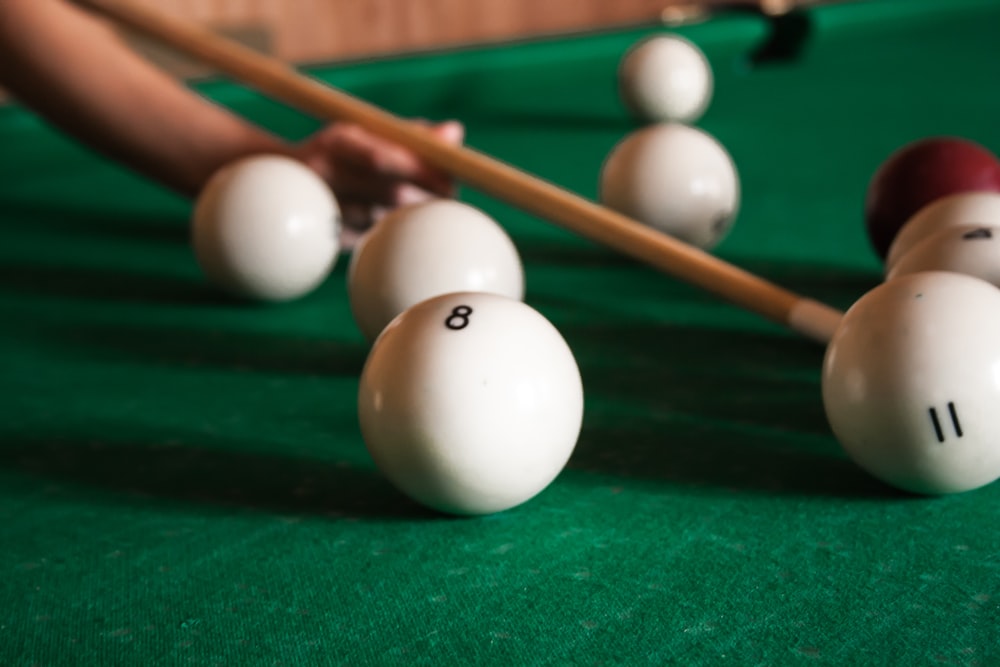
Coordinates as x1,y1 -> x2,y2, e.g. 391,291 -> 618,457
348,199 -> 524,341
822,271 -> 1000,494
599,123 -> 740,249
885,192 -> 1000,272
358,292 -> 584,515
192,154 -> 340,301
618,34 -> 713,124
887,224 -> 1000,288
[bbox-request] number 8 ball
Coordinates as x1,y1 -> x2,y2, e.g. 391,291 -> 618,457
358,292 -> 584,515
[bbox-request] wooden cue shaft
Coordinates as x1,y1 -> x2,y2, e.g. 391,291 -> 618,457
78,0 -> 843,344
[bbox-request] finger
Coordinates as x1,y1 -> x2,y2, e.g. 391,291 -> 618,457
321,122 -> 462,196
394,183 -> 436,207
411,119 -> 465,146
431,120 -> 465,146
423,121 -> 465,197
338,220 -> 366,251
336,175 -> 438,213
330,164 -> 407,206
321,124 -> 430,181
340,200 -> 376,232
330,159 -> 441,211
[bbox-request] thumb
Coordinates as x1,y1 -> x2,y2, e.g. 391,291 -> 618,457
431,120 -> 465,146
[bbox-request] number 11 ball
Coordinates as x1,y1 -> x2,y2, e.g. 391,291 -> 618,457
358,292 -> 584,515
822,272 -> 1000,494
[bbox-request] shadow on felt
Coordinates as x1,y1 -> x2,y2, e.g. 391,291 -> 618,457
43,320 -> 367,378
0,200 -> 190,246
734,257 -> 882,313
0,435 -> 434,520
0,260 -> 234,307
0,261 -> 365,377
518,254 -> 886,497
554,316 -> 897,499
569,421 -> 892,499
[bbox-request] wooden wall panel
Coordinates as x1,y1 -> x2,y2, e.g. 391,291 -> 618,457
0,0 -> 775,102
127,0 -> 677,64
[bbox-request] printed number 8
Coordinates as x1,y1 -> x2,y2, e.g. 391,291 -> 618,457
445,305 -> 473,330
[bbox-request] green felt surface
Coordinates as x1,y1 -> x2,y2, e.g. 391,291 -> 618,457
2,1 -> 1000,664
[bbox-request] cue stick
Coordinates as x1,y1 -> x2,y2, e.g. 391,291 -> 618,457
78,0 -> 844,345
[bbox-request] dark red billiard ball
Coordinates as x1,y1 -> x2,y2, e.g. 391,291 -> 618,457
864,137 -> 1000,259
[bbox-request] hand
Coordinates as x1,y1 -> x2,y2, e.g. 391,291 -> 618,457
293,120 -> 465,243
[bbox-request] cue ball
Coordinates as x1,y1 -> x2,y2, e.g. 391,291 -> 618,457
887,224 -> 1000,288
348,199 -> 524,341
864,137 -> 1000,259
358,292 -> 584,515
599,123 -> 740,249
618,34 -> 713,124
192,154 -> 340,301
822,271 -> 1000,494
885,192 -> 1000,272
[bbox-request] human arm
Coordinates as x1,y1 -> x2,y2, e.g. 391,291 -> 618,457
0,0 -> 461,209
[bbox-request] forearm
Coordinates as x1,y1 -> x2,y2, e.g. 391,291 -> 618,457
0,0 -> 285,196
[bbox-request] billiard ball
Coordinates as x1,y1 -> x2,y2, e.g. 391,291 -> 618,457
192,154 -> 340,301
864,137 -> 1000,259
887,224 -> 1000,288
822,271 -> 1000,494
618,34 -> 713,124
347,199 -> 524,341
599,123 -> 740,249
885,192 -> 1000,272
357,292 -> 584,515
